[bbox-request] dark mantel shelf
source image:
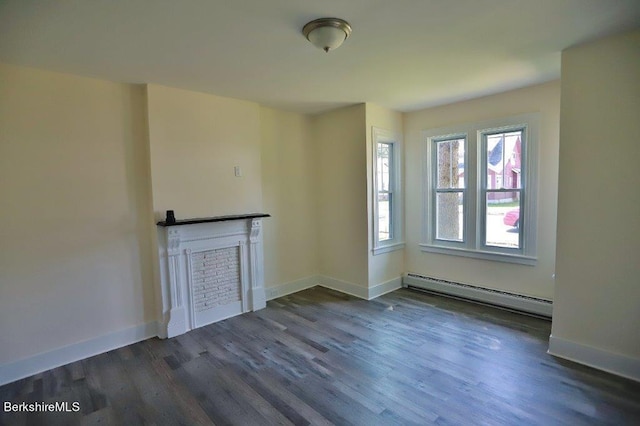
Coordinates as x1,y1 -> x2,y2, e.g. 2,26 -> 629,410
157,213 -> 270,227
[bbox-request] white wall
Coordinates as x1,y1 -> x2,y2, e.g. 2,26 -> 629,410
550,29 -> 640,379
260,107 -> 318,291
0,67 -> 321,383
146,84 -> 262,220
0,64 -> 155,365
313,105 -> 369,292
403,81 -> 561,299
261,102 -> 406,298
365,103 -> 405,290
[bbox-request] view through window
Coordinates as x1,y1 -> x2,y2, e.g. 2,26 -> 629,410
422,113 -> 538,264
376,142 -> 393,241
483,130 -> 523,249
435,137 -> 465,242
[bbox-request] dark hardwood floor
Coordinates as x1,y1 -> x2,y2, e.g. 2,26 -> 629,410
2,287 -> 639,425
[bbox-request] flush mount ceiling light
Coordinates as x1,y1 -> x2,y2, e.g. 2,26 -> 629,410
302,18 -> 352,52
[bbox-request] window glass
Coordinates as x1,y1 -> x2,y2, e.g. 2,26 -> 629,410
484,130 -> 523,249
485,192 -> 521,249
486,131 -> 522,189
437,139 -> 465,189
435,138 -> 465,242
378,192 -> 391,241
436,192 -> 463,241
377,142 -> 393,242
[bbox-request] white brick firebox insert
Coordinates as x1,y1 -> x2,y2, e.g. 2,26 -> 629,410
156,214 -> 269,338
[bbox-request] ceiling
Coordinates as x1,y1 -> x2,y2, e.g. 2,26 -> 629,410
1,0 -> 639,114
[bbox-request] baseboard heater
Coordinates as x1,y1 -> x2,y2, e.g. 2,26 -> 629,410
403,273 -> 552,318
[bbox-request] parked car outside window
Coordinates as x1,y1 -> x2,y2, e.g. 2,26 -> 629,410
503,208 -> 520,228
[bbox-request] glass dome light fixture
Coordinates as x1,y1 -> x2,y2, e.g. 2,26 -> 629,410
302,18 -> 352,52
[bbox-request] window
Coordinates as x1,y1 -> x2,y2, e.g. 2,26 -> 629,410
434,136 -> 466,243
372,128 -> 404,254
422,114 -> 539,264
483,129 -> 524,250
377,142 -> 393,241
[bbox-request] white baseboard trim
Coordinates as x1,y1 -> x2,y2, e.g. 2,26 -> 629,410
0,321 -> 158,387
318,276 -> 369,300
266,275 -> 402,302
265,275 -> 320,300
548,335 -> 640,382
368,277 -> 403,300
403,273 -> 553,317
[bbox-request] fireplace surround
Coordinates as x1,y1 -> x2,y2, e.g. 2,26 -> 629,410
156,213 -> 269,338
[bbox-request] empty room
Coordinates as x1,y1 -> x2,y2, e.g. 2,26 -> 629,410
1,1 -> 639,425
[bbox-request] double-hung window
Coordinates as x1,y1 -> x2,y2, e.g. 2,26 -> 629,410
482,129 -> 525,250
434,136 -> 466,243
372,128 -> 404,254
422,113 -> 539,264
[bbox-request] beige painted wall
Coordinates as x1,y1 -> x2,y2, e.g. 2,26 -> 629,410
313,104 -> 368,288
0,63 -> 155,363
403,81 -> 561,299
552,30 -> 640,358
146,84 -> 262,220
365,103 -> 405,287
260,107 -> 318,288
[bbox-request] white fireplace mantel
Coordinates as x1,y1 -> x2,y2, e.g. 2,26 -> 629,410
156,214 -> 269,338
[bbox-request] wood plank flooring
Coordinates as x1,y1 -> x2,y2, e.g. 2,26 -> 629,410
2,287 -> 639,425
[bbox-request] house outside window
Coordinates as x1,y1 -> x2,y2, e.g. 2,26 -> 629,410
483,129 -> 524,249
421,113 -> 539,265
372,128 -> 404,255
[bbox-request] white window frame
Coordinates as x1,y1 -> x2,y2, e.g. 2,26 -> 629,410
431,134 -> 468,245
372,127 -> 404,255
421,113 -> 539,265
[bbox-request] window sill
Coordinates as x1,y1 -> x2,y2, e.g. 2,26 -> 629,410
419,244 -> 537,265
372,242 -> 405,256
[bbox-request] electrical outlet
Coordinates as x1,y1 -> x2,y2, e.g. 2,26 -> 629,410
234,166 -> 242,177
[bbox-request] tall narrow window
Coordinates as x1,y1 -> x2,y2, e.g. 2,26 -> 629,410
434,137 -> 465,242
377,142 -> 393,241
482,130 -> 524,250
372,128 -> 404,254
